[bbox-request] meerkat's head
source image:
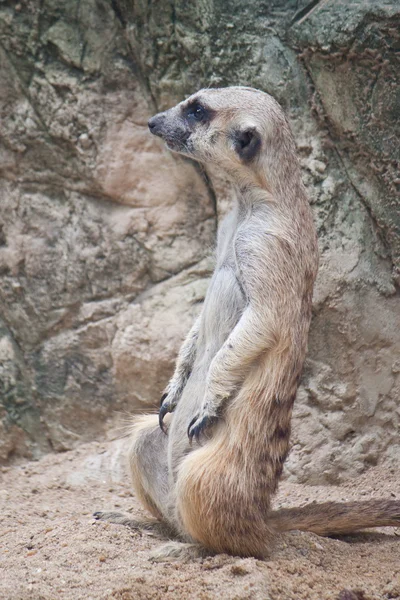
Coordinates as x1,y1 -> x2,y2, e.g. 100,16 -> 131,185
148,86 -> 295,187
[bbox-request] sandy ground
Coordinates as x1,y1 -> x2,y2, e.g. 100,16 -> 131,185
0,438 -> 399,600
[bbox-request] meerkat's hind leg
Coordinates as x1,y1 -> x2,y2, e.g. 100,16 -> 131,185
93,514 -> 211,560
93,414 -> 173,538
93,511 -> 174,536
148,541 -> 213,563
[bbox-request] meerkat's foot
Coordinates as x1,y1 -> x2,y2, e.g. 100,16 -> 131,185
93,511 -> 171,536
148,541 -> 212,563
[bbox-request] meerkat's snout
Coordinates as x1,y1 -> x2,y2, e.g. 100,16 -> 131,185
148,114 -> 165,135
148,108 -> 192,153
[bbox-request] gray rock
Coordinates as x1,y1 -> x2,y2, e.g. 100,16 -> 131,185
0,0 -> 398,483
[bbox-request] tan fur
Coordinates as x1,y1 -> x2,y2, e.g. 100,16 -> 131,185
107,87 -> 400,557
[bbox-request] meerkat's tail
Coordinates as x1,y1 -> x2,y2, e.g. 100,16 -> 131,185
271,499 -> 400,536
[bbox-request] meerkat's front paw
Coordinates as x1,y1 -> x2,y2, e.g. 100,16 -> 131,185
187,410 -> 218,444
159,392 -> 178,433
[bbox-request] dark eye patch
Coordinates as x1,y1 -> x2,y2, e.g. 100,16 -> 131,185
185,102 -> 209,123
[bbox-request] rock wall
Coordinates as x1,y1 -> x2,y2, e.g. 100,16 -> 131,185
0,0 -> 399,482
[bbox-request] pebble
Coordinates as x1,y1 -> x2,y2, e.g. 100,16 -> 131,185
79,133 -> 92,149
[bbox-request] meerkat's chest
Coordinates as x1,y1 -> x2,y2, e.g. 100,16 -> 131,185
197,219 -> 247,353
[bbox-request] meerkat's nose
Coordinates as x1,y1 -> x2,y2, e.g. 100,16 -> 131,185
148,113 -> 166,136
148,117 -> 157,131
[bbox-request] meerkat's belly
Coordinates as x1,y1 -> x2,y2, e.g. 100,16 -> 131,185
167,265 -> 246,481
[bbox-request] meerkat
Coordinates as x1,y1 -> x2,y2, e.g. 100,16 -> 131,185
95,87 -> 400,558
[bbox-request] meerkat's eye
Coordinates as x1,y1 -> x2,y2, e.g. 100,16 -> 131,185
186,103 -> 206,122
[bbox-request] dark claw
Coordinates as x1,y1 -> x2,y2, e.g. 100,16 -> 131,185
187,414 -> 218,445
187,415 -> 198,445
159,400 -> 170,434
159,392 -> 168,407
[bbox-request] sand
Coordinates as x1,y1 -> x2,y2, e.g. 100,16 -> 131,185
0,439 -> 399,600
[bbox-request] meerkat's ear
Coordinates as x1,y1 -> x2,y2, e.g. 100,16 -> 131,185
233,126 -> 261,161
